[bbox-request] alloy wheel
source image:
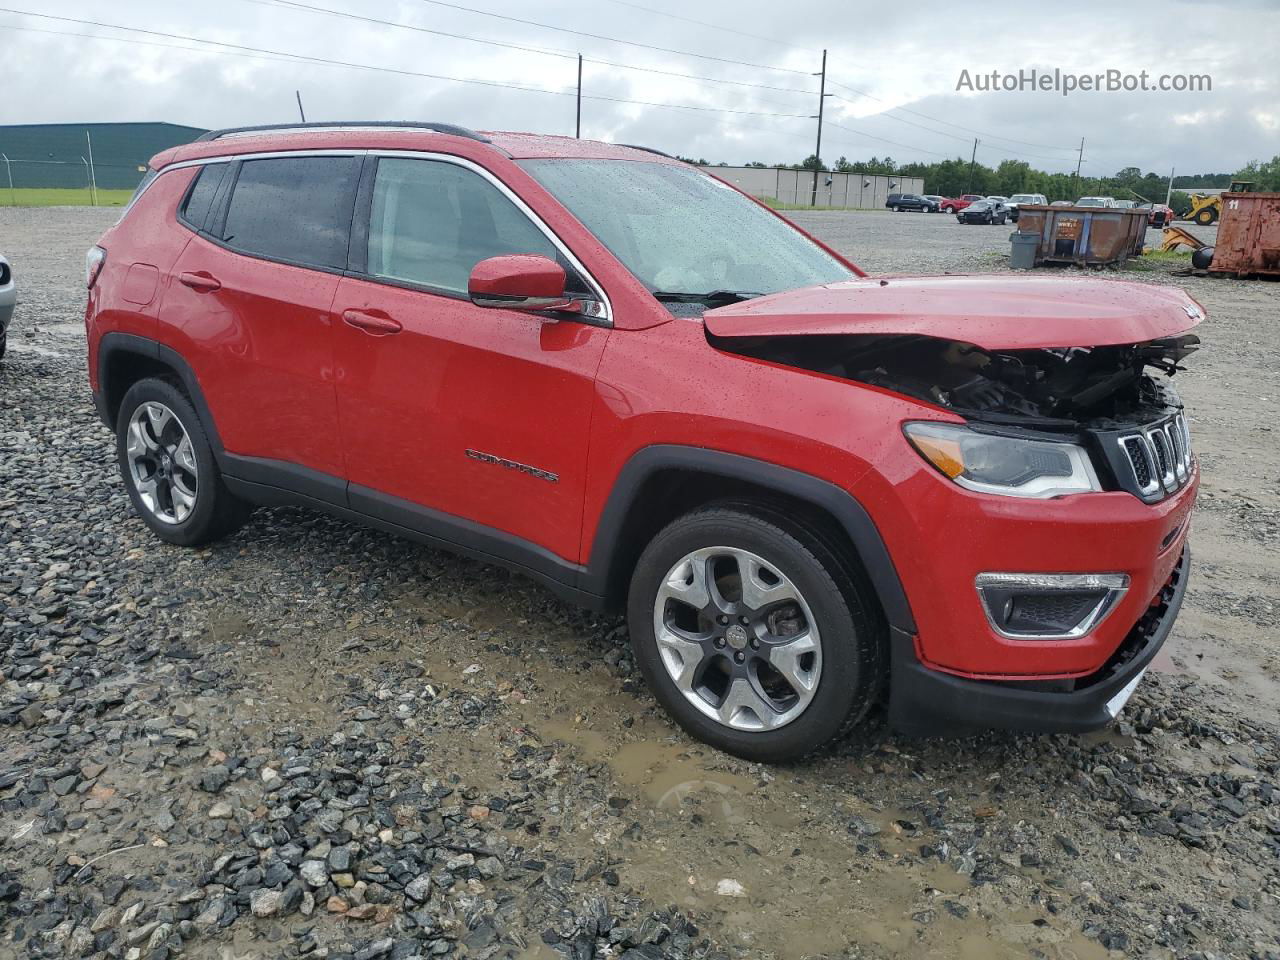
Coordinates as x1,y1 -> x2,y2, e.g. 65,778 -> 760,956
126,401 -> 199,524
652,546 -> 823,732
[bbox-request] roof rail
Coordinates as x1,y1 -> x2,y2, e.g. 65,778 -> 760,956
195,121 -> 490,143
619,143 -> 676,159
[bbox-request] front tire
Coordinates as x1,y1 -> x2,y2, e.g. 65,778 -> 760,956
116,378 -> 251,546
627,506 -> 883,762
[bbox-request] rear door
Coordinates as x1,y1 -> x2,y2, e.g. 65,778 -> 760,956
160,153 -> 361,487
331,154 -> 610,565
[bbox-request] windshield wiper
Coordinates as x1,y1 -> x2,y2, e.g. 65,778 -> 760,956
651,289 -> 764,305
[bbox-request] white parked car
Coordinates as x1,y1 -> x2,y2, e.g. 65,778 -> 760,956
0,251 -> 14,361
1075,197 -> 1115,208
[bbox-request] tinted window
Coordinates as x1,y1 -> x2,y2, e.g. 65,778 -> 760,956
221,156 -> 359,270
180,163 -> 229,232
367,158 -> 558,294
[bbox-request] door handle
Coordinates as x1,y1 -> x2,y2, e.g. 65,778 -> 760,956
342,309 -> 403,336
178,271 -> 221,292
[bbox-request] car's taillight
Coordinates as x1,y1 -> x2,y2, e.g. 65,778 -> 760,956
86,245 -> 106,289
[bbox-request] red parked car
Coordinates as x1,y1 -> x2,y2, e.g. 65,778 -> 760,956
939,194 -> 985,213
85,122 -> 1200,761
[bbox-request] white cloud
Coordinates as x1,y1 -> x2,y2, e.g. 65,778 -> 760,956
0,0 -> 1276,174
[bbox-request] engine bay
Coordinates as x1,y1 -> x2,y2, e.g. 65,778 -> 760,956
711,331 -> 1200,429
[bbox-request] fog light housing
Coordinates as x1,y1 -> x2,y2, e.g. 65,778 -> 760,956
975,572 -> 1129,640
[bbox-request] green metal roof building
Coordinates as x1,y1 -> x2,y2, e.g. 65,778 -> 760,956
0,122 -> 206,190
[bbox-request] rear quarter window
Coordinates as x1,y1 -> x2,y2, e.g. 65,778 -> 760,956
179,163 -> 230,233
219,156 -> 360,270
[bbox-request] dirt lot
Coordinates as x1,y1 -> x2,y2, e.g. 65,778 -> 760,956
1,207 -> 1277,960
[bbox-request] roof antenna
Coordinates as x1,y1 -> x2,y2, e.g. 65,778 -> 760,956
295,90 -> 307,123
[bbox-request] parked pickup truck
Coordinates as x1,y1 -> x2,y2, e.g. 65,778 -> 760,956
939,194 -> 985,213
85,122 -> 1201,761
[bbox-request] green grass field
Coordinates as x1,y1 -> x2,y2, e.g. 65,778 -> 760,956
0,188 -> 135,207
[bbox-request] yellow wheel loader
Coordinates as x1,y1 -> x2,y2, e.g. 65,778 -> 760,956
1184,180 -> 1256,225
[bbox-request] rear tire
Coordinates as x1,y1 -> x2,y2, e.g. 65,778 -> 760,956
116,378 -> 251,547
1193,208 -> 1217,226
627,505 -> 884,762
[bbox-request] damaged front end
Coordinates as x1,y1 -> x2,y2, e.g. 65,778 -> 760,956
703,275 -> 1204,503
709,329 -> 1199,504
716,331 -> 1198,428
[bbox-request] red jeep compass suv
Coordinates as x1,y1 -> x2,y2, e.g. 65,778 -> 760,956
85,122 -> 1200,761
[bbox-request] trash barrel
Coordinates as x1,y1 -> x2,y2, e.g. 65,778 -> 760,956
1009,231 -> 1039,269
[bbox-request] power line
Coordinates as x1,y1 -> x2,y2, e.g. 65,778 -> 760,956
829,94 -> 1079,164
413,0 -> 814,75
428,0 -> 1078,161
1,21 -> 310,67
595,0 -> 815,53
826,78 -> 1078,154
248,0 -> 816,101
0,9 -> 812,121
823,121 -> 950,158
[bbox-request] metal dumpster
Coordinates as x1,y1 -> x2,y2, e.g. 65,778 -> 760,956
1013,205 -> 1149,267
1209,192 -> 1280,277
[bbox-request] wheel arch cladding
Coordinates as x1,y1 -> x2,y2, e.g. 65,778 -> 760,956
585,445 -> 915,634
96,333 -> 224,454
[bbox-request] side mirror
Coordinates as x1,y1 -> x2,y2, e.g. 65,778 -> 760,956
468,254 -> 579,314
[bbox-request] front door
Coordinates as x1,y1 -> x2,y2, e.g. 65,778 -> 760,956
333,155 -> 609,566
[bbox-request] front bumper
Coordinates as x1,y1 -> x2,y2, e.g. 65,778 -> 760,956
888,542 -> 1189,736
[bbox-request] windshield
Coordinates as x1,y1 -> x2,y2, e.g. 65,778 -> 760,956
519,159 -> 855,298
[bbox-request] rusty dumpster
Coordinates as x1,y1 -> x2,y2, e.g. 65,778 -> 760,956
1013,206 -> 1149,267
1209,192 -> 1280,277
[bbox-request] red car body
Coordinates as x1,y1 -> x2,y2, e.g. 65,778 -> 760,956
85,125 -> 1199,741
939,194 -> 985,213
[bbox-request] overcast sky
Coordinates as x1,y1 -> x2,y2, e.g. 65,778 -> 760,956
1,0 -> 1276,177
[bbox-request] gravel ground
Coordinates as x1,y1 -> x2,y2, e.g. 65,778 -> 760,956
1,206 -> 1278,960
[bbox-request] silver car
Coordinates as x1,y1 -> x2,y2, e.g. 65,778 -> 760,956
0,251 -> 13,360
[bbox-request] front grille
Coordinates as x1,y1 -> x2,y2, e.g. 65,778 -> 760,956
1103,412 -> 1193,503
1123,437 -> 1152,487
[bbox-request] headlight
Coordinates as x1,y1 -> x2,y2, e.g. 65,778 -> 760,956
904,422 -> 1101,498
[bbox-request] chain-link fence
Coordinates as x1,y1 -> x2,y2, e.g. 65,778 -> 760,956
0,156 -> 148,205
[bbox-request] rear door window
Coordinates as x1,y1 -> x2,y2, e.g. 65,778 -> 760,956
220,156 -> 360,270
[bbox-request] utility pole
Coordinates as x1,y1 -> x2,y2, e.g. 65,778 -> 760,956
575,55 -> 582,139
85,131 -> 98,207
296,90 -> 307,123
966,137 -> 978,194
1165,166 -> 1175,206
810,48 -> 828,207
1073,137 -> 1084,194
1,153 -> 13,207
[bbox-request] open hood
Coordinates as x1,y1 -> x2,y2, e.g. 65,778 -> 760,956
703,275 -> 1204,350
